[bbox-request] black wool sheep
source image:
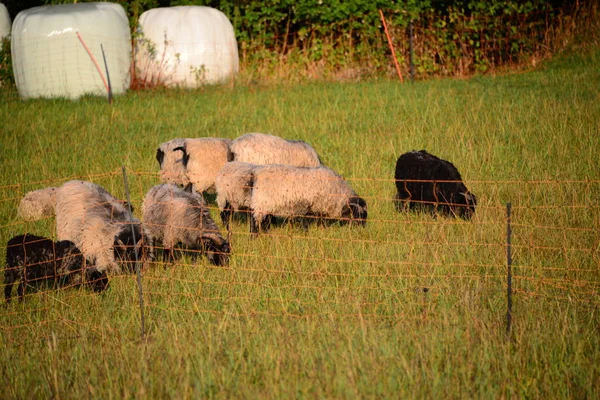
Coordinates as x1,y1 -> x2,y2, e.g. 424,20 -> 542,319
394,150 -> 477,219
4,233 -> 109,302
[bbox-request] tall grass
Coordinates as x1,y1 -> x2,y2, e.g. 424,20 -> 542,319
0,47 -> 598,398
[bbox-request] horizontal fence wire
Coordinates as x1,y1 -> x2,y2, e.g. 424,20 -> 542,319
0,171 -> 598,338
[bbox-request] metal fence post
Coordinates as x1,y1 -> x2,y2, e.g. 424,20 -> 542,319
506,202 -> 513,337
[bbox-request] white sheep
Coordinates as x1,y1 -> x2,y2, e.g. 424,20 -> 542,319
230,133 -> 322,167
142,184 -> 230,266
18,181 -> 152,275
248,165 -> 367,234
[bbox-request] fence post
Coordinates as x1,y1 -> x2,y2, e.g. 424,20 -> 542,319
506,202 -> 513,337
122,166 -> 146,339
409,19 -> 415,82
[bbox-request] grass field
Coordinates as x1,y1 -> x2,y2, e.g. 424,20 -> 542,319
0,46 -> 599,398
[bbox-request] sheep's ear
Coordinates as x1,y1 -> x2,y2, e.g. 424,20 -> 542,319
156,148 -> 165,166
173,146 -> 190,167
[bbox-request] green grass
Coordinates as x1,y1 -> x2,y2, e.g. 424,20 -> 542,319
0,47 -> 599,398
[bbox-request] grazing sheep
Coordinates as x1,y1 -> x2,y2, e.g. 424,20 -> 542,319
249,165 -> 367,234
168,137 -> 233,194
18,181 -> 152,274
230,133 -> 322,167
156,138 -> 191,187
142,184 -> 230,266
4,233 -> 109,302
215,161 -> 261,228
394,150 -> 477,219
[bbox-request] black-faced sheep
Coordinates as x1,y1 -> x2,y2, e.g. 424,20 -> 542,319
142,184 -> 230,266
394,150 -> 477,219
4,233 -> 109,302
249,165 -> 367,234
158,138 -> 232,194
230,133 -> 322,167
18,181 -> 152,275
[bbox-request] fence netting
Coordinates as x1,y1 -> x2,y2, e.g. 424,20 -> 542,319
0,170 -> 598,340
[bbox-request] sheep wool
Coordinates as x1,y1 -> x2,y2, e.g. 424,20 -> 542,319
249,165 -> 367,234
142,184 -> 230,266
17,187 -> 57,221
215,161 -> 261,227
230,133 -> 322,167
177,138 -> 232,194
4,233 -> 109,302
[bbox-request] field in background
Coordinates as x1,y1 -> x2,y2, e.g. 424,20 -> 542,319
0,47 -> 598,398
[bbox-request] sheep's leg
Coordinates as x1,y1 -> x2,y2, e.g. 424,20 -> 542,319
220,201 -> 233,228
4,268 -> 18,302
250,215 -> 260,236
17,280 -> 25,301
162,248 -> 172,265
261,215 -> 272,233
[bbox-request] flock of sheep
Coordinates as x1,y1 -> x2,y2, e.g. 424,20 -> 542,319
4,133 -> 477,302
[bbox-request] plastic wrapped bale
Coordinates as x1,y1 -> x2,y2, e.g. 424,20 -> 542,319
11,2 -> 131,100
135,6 -> 239,88
0,3 -> 10,51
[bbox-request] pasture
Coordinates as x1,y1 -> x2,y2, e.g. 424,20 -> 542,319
0,47 -> 599,398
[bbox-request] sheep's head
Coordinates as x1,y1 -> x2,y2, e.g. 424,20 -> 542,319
456,190 -> 477,219
201,234 -> 230,266
342,196 -> 368,226
85,267 -> 110,292
113,224 -> 146,273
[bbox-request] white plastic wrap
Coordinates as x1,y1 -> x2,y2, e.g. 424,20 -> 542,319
0,3 -> 10,44
11,2 -> 131,100
136,6 -> 239,88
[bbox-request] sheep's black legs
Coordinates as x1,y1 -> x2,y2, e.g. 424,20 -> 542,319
17,281 -> 25,301
221,201 -> 233,228
250,216 -> 259,235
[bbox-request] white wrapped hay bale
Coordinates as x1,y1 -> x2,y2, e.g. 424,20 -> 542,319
136,6 -> 239,88
0,3 -> 10,49
11,2 -> 131,100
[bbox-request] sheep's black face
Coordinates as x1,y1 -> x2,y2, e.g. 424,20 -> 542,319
456,191 -> 477,219
342,197 -> 368,226
113,226 -> 145,273
85,268 -> 110,292
204,240 -> 231,266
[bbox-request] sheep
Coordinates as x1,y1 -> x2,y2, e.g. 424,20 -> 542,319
394,150 -> 477,219
18,180 -> 152,275
4,233 -> 109,302
142,184 -> 230,266
248,165 -> 367,234
157,138 -> 232,195
230,133 -> 322,167
215,161 -> 261,228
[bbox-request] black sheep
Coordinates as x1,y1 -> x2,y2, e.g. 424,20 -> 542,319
4,233 -> 109,302
394,150 -> 477,219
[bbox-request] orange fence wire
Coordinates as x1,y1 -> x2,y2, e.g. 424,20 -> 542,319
0,171 -> 598,337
